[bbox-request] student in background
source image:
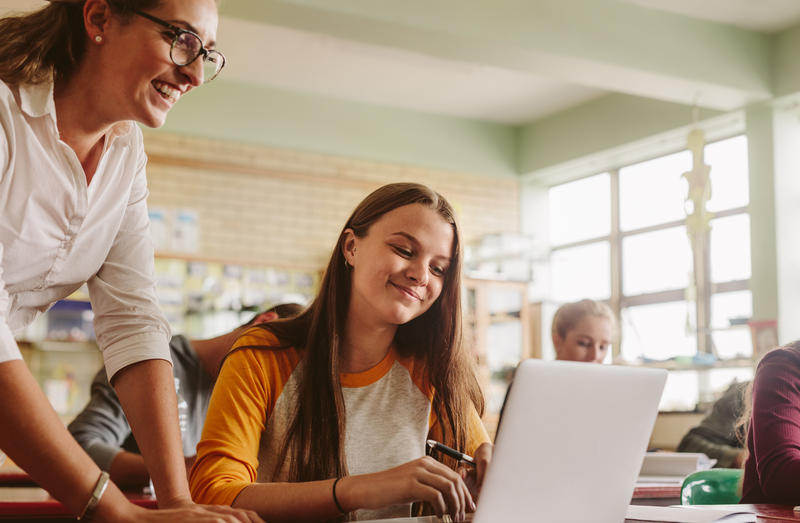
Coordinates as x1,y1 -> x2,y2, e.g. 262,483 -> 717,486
0,0 -> 259,520
676,381 -> 747,468
190,183 -> 492,522
740,341 -> 800,504
552,299 -> 615,364
68,304 -> 303,488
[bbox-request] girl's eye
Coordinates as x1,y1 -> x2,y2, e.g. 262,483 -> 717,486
392,245 -> 412,257
430,265 -> 446,277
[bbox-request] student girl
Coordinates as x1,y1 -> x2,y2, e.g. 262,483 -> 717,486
551,299 -> 615,364
0,0 -> 258,520
740,341 -> 800,504
190,183 -> 493,522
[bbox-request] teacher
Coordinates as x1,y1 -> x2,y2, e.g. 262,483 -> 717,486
0,0 -> 259,521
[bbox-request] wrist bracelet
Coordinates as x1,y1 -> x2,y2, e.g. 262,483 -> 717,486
77,471 -> 110,521
332,476 -> 347,515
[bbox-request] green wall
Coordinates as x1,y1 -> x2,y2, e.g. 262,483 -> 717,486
153,79 -> 518,178
517,94 -> 722,175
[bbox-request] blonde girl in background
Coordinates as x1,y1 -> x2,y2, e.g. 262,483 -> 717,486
0,0 -> 258,520
551,299 -> 615,364
190,183 -> 492,522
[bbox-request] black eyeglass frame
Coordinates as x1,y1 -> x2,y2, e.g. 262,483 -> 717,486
133,9 -> 225,82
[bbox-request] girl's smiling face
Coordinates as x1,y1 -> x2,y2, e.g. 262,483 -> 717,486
343,203 -> 454,329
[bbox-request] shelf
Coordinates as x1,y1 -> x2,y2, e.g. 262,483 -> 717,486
17,340 -> 98,353
619,357 -> 754,371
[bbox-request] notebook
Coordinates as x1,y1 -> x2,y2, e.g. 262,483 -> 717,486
472,359 -> 667,523
359,359 -> 666,523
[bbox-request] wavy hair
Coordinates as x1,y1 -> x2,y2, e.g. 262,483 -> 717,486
0,0 -> 162,85
260,183 -> 484,491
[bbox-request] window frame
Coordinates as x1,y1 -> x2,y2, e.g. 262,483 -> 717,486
548,134 -> 751,362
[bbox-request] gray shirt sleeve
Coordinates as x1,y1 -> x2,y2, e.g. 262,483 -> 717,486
66,367 -> 132,471
67,334 -> 215,468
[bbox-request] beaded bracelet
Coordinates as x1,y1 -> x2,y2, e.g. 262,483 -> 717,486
77,471 -> 110,521
332,477 -> 347,515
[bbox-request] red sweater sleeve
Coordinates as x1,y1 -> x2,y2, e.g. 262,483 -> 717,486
746,346 -> 800,502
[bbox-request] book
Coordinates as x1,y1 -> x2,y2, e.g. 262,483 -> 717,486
638,452 -> 716,485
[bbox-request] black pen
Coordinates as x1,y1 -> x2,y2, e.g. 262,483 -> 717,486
426,439 -> 476,467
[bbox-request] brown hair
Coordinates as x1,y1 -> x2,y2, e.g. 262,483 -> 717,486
258,183 -> 484,489
0,0 -> 162,85
551,298 -> 616,341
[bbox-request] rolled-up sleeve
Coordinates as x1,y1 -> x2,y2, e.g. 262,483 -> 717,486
88,147 -> 171,380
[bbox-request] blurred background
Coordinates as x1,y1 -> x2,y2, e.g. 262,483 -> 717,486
4,0 -> 800,447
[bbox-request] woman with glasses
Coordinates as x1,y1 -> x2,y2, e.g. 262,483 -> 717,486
0,0 -> 258,521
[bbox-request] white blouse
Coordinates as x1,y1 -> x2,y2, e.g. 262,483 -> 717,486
0,79 -> 171,379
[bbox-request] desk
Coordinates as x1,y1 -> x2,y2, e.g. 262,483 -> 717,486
625,504 -> 800,522
0,487 -> 157,521
0,460 -> 33,486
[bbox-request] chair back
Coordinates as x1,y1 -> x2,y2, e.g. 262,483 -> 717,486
680,468 -> 743,505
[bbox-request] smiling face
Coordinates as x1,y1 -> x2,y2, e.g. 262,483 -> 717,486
89,0 -> 218,127
553,314 -> 612,364
343,203 -> 454,329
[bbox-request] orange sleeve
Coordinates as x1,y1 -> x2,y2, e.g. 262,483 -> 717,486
465,404 -> 491,455
403,354 -> 490,455
189,330 -> 300,505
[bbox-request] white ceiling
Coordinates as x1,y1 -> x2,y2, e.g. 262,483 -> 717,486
1,0 -> 797,124
621,0 -> 800,33
219,17 -> 606,124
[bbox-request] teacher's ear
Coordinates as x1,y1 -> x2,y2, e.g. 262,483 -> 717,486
83,0 -> 113,42
341,228 -> 357,268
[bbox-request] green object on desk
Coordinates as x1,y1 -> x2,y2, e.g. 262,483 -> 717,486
680,468 -> 743,505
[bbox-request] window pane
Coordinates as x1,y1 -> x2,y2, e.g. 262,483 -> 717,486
711,329 -> 752,359
621,301 -> 696,361
711,290 -> 752,329
620,151 -> 691,231
659,371 -> 699,411
706,135 -> 749,212
548,173 -> 611,245
711,290 -> 753,359
550,242 -> 610,302
710,214 -> 751,283
622,226 -> 691,295
707,368 -> 753,400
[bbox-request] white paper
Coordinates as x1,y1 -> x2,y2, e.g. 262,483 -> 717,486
626,505 -> 756,523
638,452 -> 717,484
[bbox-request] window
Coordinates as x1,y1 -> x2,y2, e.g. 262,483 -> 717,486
547,135 -> 752,411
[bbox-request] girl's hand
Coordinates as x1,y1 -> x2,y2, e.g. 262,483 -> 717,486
337,456 -> 475,522
459,442 -> 493,504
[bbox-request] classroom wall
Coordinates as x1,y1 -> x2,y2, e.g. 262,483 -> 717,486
155,80 -> 518,180
142,132 -> 521,269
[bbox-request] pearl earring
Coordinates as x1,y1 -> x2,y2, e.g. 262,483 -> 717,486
94,35 -> 103,43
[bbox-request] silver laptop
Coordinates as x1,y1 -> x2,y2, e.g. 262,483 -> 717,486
359,359 -> 666,523
473,359 -> 667,523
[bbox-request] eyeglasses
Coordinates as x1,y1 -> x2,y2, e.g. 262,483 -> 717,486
133,10 -> 225,83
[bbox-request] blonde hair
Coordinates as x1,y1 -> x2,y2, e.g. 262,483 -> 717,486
0,0 -> 162,85
552,299 -> 616,341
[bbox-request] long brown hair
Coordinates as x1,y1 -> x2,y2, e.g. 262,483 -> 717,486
262,182 -> 484,485
0,0 -> 162,85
